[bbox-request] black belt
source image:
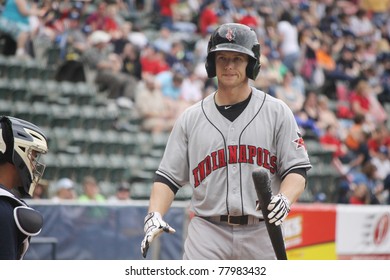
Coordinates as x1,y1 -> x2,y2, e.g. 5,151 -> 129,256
202,215 -> 264,225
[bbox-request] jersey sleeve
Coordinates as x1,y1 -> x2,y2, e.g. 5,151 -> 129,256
275,101 -> 312,178
155,113 -> 190,190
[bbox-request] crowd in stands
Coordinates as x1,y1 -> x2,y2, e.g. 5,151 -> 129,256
1,0 -> 390,205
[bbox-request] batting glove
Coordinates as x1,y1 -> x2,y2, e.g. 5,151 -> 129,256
141,212 -> 176,258
267,193 -> 291,226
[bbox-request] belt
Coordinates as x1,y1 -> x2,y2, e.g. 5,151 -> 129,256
201,215 -> 264,226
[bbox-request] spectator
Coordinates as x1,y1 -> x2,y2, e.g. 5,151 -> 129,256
108,181 -> 132,201
274,70 -> 305,114
316,94 -> 342,136
295,91 -> 321,139
121,42 -> 142,80
367,125 -> 390,158
276,10 -> 300,72
254,50 -> 287,94
140,44 -> 170,76
350,161 -> 384,204
156,0 -> 178,29
371,146 -> 390,182
81,30 -> 138,100
153,25 -> 174,54
0,0 -> 43,57
54,10 -> 88,82
84,1 -> 119,35
32,179 -> 49,199
299,25 -> 321,85
349,79 -> 387,128
78,176 -> 106,202
359,0 -> 390,28
349,181 -> 370,204
350,9 -> 375,41
135,74 -> 176,134
198,0 -> 220,36
51,177 -> 77,202
155,67 -> 185,101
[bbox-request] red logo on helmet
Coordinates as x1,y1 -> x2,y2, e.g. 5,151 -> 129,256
225,28 -> 235,41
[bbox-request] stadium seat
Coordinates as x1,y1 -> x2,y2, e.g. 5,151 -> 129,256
73,153 -> 93,182
130,181 -> 152,200
12,101 -> 32,121
118,132 -> 138,155
9,78 -> 29,101
56,153 -> 76,179
107,154 -> 131,182
31,102 -> 52,128
75,82 -> 97,105
24,60 -> 43,80
6,58 -> 25,79
90,154 -> 110,181
42,152 -> 59,180
27,79 -> 48,102
0,98 -> 12,115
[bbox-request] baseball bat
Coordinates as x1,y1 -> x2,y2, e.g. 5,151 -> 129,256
252,168 -> 288,260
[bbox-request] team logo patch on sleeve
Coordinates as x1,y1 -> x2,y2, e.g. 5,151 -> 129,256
293,132 -> 306,150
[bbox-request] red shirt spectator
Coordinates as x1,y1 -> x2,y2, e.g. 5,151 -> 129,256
199,1 -> 219,35
159,0 -> 177,18
320,125 -> 347,158
85,2 -> 118,33
140,46 -> 170,75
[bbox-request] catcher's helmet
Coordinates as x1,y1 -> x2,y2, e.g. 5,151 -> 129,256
205,23 -> 261,80
0,116 -> 48,196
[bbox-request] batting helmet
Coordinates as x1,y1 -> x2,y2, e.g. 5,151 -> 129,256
0,116 -> 48,196
205,23 -> 261,80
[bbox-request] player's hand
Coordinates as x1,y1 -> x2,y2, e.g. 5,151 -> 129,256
141,212 -> 176,258
267,193 -> 291,226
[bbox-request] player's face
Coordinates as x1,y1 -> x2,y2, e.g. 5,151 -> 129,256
215,51 -> 248,86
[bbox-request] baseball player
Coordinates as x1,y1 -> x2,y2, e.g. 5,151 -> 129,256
141,23 -> 311,259
0,116 -> 48,259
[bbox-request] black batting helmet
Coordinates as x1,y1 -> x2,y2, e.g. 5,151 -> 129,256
205,23 -> 261,80
0,116 -> 48,196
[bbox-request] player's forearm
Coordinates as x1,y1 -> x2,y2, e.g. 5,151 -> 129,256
148,182 -> 175,216
279,172 -> 306,204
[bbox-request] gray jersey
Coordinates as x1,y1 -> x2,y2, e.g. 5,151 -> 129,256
156,87 -> 311,217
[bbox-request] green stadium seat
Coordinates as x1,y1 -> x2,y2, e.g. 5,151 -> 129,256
56,153 -> 76,179
130,181 -> 152,200
75,82 -> 97,105
0,98 -> 12,115
42,152 -> 59,181
90,154 -> 110,181
108,154 -> 130,182
73,153 -> 93,182
0,78 -> 11,99
31,102 -> 52,128
24,60 -> 42,80
12,101 -> 32,121
27,79 -> 48,102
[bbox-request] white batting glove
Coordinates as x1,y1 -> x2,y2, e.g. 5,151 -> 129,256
267,193 -> 291,226
141,212 -> 176,258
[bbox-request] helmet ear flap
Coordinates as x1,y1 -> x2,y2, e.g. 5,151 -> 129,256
246,58 -> 261,80
205,53 -> 216,78
246,44 -> 261,80
0,116 -> 13,164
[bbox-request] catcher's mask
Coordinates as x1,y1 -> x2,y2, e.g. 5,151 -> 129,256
205,23 -> 261,80
0,116 -> 48,197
